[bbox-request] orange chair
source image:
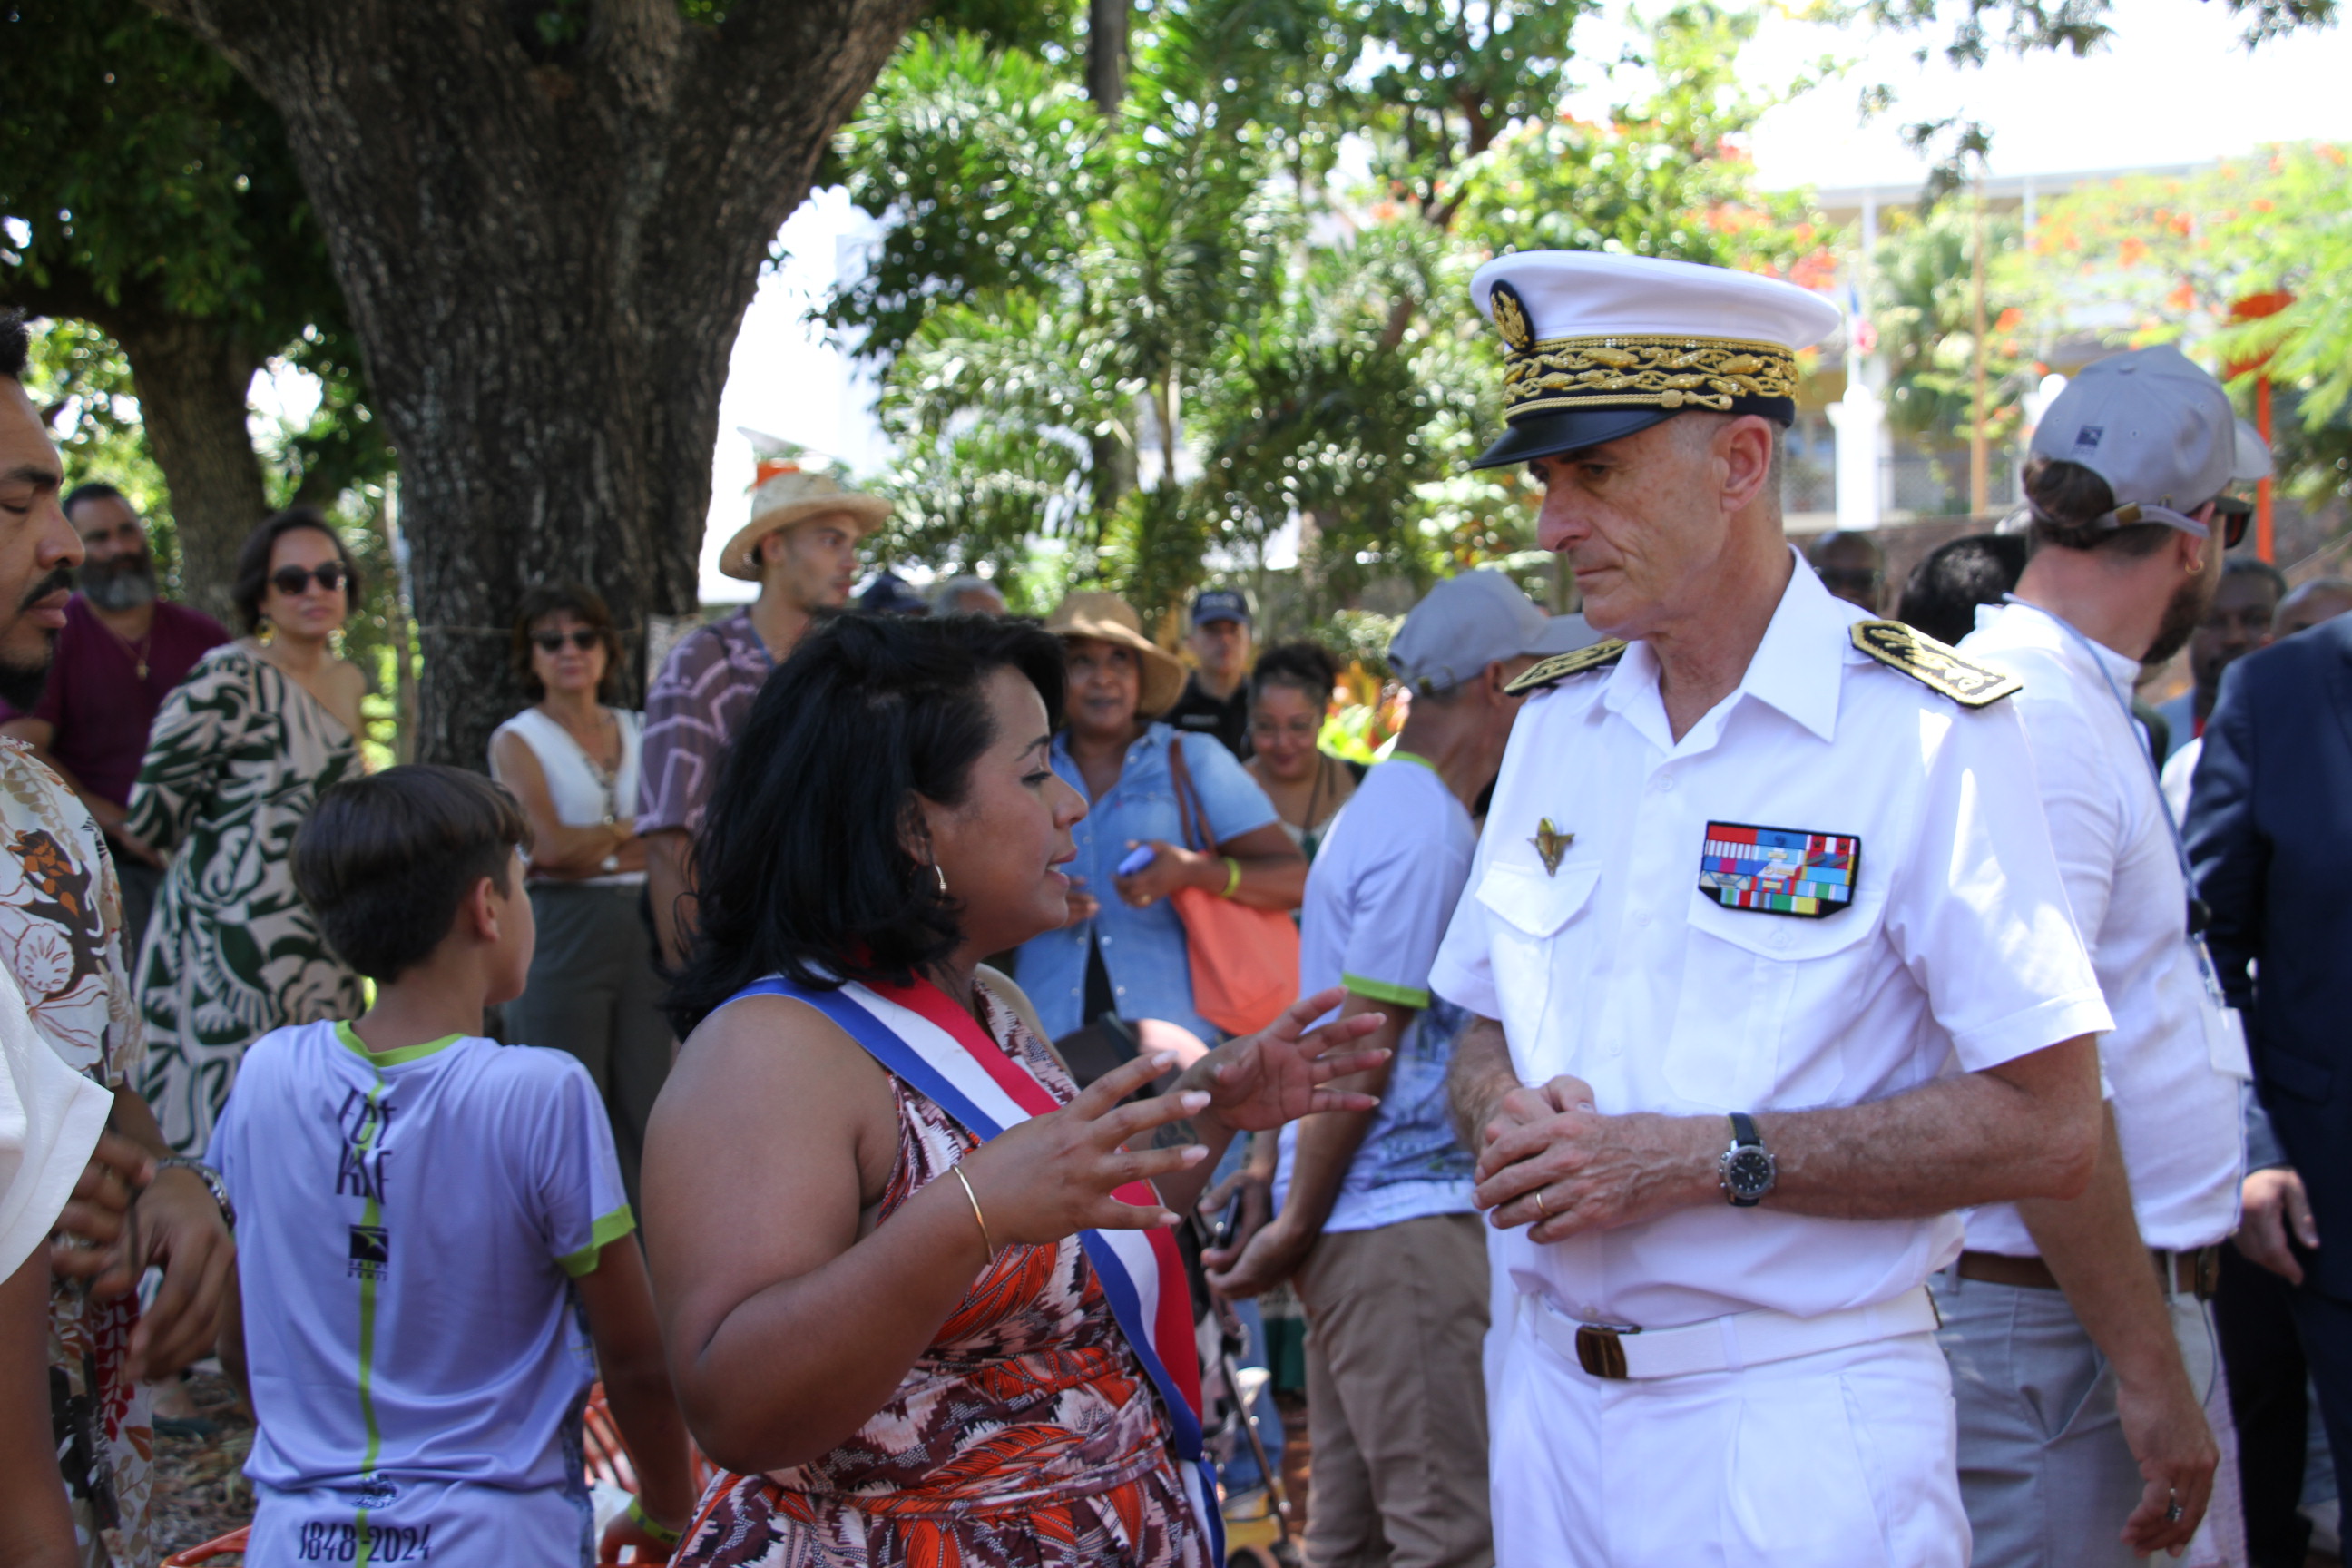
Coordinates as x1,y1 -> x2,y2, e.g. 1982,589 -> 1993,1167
161,1526 -> 249,1566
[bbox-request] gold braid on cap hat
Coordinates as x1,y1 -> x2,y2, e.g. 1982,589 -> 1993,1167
1487,279 -> 1800,418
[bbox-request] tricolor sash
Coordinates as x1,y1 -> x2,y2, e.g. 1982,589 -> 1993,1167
721,974 -> 1223,1563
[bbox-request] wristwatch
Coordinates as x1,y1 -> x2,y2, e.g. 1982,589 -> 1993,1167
1718,1113 -> 1776,1208
154,1157 -> 236,1232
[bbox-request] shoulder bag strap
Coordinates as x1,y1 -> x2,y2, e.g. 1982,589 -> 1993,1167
1164,733 -> 1210,852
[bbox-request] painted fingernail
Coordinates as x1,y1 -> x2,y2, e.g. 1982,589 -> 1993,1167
1180,1091 -> 1210,1112
1181,1145 -> 1209,1163
1150,1052 -> 1176,1071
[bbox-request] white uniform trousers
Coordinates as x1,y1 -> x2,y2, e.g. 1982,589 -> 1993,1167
1490,1302 -> 1969,1568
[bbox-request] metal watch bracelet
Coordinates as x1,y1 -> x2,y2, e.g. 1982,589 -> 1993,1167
153,1157 -> 236,1232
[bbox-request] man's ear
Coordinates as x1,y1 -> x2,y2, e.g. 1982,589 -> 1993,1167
1716,415 -> 1776,515
2181,511 -> 2217,574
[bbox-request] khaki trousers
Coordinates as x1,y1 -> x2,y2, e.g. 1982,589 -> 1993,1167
1297,1210 -> 1494,1568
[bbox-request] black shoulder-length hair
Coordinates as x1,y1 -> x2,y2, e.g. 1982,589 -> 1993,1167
232,507 -> 362,633
664,612 -> 1067,1036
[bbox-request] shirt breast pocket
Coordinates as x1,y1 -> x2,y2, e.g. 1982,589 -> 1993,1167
1474,860 -> 1602,1058
1663,891 -> 1887,1111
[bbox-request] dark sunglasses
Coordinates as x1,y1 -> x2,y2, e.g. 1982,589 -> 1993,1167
2211,498 -> 2252,551
270,563 -> 346,596
531,629 -> 603,654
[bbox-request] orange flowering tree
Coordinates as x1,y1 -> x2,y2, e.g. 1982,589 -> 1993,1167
2013,143 -> 2352,505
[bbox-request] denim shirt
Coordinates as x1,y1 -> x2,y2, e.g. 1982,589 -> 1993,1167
1015,723 -> 1279,1042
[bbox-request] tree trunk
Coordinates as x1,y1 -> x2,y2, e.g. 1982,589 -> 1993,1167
142,0 -> 926,768
2,267 -> 270,626
1087,0 -> 1130,115
109,312 -> 267,625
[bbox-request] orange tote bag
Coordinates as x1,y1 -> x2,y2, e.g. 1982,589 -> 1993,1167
1165,738 -> 1301,1038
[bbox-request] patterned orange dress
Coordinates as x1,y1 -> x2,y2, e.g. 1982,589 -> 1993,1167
674,989 -> 1210,1568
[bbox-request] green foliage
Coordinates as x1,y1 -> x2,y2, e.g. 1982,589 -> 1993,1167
2207,147 -> 2352,427
2013,144 -> 2352,508
19,319 -> 180,581
1868,204 -> 2033,446
0,0 -> 340,344
823,34 -> 1109,361
1455,3 -> 1828,271
1356,0 -> 1591,222
843,1 -> 1828,625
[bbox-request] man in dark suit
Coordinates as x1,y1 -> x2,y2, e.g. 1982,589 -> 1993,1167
2186,612 -> 2352,1566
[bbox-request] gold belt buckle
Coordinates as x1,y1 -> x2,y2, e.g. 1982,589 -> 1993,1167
1574,1323 -> 1636,1379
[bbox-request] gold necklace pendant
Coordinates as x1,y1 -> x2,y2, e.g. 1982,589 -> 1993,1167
1530,818 -> 1573,876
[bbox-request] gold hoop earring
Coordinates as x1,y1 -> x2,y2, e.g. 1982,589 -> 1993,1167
932,863 -> 948,897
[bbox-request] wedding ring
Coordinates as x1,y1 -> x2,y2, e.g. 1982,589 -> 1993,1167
2165,1488 -> 2183,1524
1534,1189 -> 1550,1220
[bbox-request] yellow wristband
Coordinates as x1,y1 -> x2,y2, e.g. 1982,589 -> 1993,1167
627,1495 -> 682,1548
1220,857 -> 1242,898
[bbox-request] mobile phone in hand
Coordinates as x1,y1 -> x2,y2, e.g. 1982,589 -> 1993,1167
1210,1188 -> 1247,1248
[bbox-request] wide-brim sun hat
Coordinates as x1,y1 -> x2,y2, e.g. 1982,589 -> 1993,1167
719,460 -> 893,582
1044,592 -> 1188,717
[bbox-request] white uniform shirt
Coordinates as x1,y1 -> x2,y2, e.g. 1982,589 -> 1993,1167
1430,557 -> 2112,1330
1959,603 -> 2247,1254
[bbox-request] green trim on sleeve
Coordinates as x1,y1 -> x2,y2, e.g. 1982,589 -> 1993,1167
1342,973 -> 1432,1010
557,1205 -> 639,1278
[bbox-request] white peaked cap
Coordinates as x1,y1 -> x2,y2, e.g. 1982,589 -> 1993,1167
1466,250 -> 1841,470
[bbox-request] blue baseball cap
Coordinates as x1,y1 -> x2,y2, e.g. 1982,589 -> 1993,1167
1191,588 -> 1250,626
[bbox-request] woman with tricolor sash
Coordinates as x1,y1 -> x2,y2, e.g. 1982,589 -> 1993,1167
645,612 -> 1387,1568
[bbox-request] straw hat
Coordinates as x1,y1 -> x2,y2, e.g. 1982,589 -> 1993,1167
718,459 -> 892,582
1044,592 -> 1187,717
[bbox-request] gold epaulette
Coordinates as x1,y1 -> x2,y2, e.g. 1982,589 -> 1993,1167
1504,640 -> 1630,697
1848,620 -> 2021,708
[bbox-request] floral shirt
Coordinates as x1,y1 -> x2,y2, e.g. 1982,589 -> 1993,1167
0,739 -> 153,1566
675,988 -> 1206,1568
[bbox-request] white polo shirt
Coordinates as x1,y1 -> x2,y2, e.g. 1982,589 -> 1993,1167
1959,602 -> 2248,1256
1430,556 -> 2112,1331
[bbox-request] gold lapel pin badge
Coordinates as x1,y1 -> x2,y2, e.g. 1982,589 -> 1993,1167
1530,818 -> 1573,876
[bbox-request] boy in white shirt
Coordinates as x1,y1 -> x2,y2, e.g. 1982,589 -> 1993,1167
211,765 -> 694,1566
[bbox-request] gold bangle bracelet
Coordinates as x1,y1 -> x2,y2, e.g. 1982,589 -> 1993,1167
951,1163 -> 997,1265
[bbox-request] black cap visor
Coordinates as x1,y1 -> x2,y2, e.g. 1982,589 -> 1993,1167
1469,396 -> 1798,472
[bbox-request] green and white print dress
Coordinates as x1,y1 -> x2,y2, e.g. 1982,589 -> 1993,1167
126,642 -> 365,1152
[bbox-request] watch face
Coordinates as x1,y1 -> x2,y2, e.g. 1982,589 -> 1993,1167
1725,1146 -> 1776,1198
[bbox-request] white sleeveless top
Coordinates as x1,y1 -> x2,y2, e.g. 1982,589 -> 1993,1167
490,706 -> 645,887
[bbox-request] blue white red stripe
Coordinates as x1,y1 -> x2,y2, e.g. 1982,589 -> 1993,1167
720,975 -> 1224,1563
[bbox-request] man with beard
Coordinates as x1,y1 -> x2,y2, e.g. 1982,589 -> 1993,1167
0,483 -> 226,958
0,309 -> 235,1565
1946,345 -> 2267,1566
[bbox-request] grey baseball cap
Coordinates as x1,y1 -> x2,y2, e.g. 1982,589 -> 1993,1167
2028,345 -> 2271,536
1388,570 -> 1600,695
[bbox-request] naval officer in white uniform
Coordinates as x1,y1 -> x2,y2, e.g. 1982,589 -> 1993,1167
1432,250 -> 2118,1568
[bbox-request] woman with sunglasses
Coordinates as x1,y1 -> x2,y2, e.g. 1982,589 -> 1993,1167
126,508 -> 368,1152
489,583 -> 670,1209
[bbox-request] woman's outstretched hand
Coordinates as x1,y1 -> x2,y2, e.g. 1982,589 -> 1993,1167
1184,987 -> 1389,1133
959,1051 -> 1211,1248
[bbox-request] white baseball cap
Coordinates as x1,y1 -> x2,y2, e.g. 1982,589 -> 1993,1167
1388,571 -> 1600,695
2027,346 -> 2271,536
